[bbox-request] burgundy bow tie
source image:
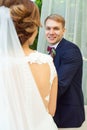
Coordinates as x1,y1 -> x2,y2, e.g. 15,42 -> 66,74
47,46 -> 56,57
47,46 -> 52,52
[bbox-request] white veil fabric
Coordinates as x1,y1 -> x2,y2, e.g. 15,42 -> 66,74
0,6 -> 57,130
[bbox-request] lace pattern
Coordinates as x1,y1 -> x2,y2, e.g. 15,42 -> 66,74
25,51 -> 57,85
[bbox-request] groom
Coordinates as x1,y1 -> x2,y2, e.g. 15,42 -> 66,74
44,14 -> 85,128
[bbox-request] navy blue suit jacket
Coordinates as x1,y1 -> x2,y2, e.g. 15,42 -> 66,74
53,38 -> 85,128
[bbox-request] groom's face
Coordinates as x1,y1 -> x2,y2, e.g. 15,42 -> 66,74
45,19 -> 65,45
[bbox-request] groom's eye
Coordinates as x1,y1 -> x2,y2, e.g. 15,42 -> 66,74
46,27 -> 51,30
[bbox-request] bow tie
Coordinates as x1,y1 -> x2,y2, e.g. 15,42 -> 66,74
47,46 -> 56,57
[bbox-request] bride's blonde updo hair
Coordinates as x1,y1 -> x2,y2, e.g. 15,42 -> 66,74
0,0 -> 41,45
0,0 -> 18,7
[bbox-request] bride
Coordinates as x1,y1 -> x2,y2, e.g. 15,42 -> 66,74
0,0 -> 58,130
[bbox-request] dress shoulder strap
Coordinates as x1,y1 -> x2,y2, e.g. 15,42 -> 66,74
26,51 -> 57,85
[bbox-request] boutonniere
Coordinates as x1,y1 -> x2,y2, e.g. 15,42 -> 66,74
47,46 -> 56,58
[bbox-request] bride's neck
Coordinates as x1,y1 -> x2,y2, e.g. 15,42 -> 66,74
22,45 -> 33,55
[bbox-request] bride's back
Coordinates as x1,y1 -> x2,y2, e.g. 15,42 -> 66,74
30,61 -> 50,108
26,51 -> 57,116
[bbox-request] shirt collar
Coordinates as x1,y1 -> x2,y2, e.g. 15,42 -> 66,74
48,38 -> 63,49
48,42 -> 59,49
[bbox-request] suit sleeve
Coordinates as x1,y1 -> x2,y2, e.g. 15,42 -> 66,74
58,47 -> 83,98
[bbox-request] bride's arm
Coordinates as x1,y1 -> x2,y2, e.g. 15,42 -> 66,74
48,76 -> 58,116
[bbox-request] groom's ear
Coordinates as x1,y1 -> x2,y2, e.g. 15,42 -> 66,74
63,27 -> 66,34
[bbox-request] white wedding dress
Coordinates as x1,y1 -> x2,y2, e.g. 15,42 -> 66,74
0,6 -> 58,130
0,51 -> 58,130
